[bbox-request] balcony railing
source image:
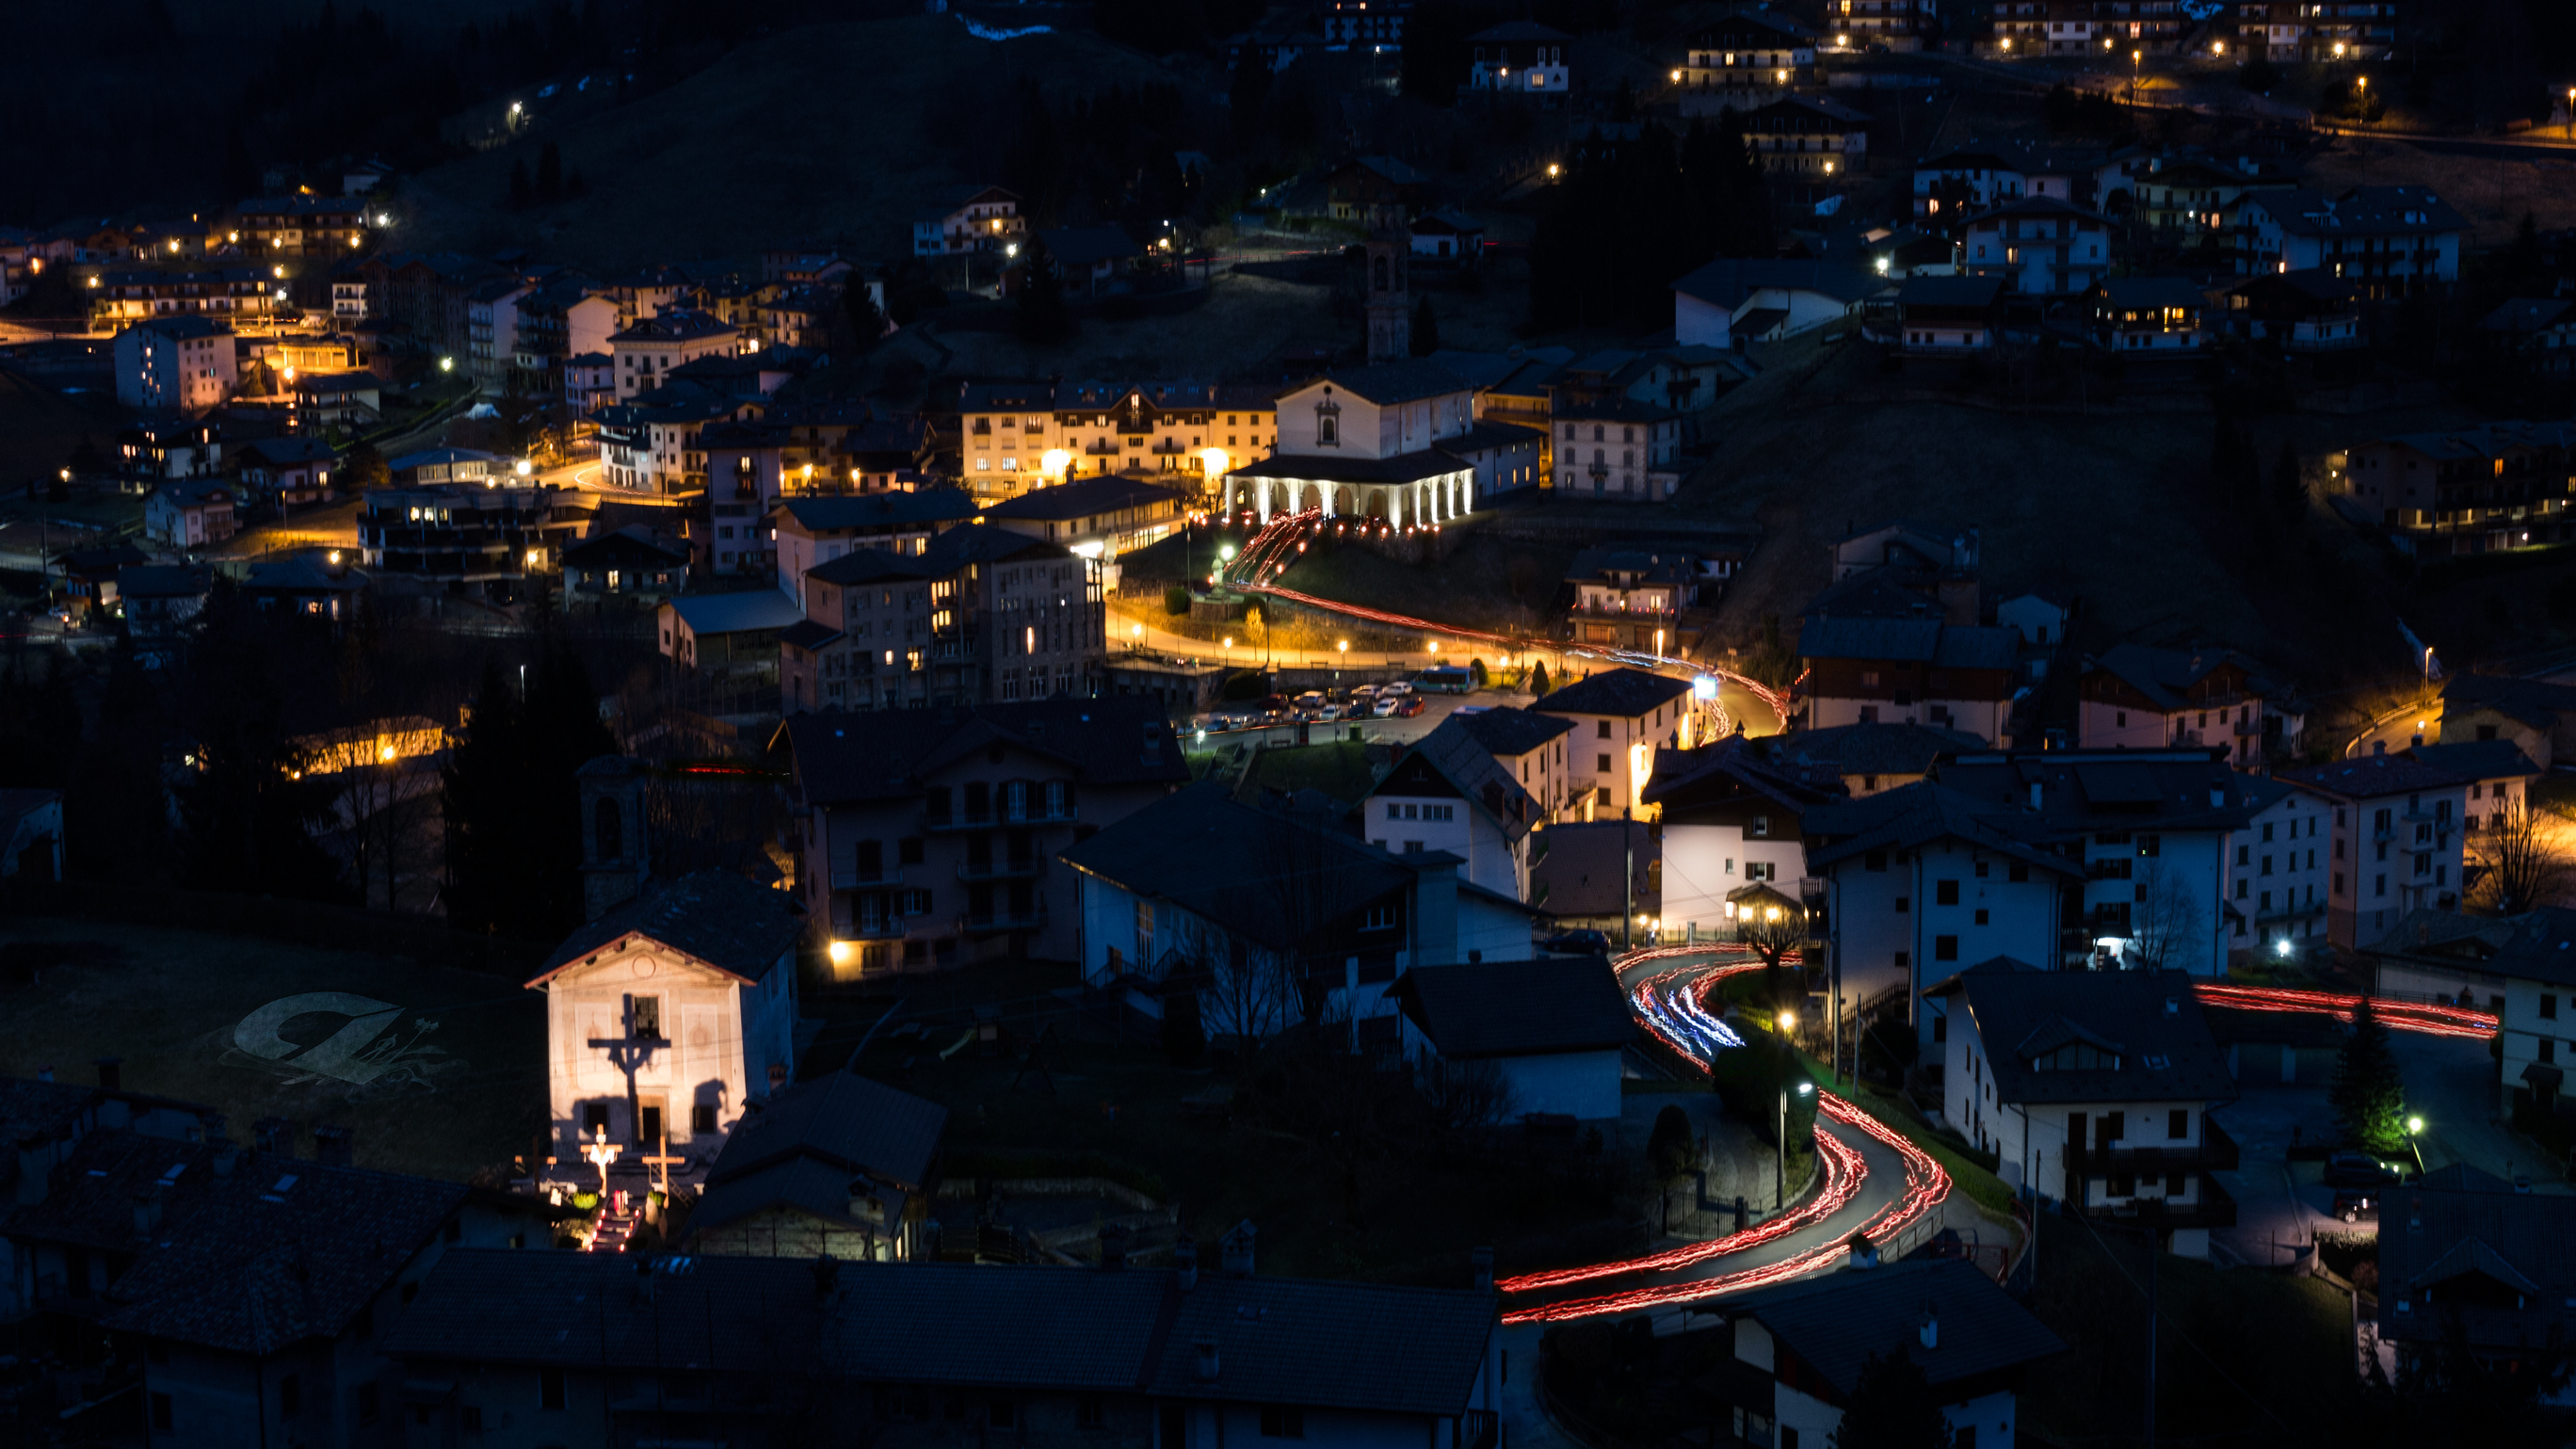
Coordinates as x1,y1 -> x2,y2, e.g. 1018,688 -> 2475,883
831,864 -> 903,890
2065,1118 -> 2239,1177
925,804 -> 1077,831
2066,1173 -> 2236,1232
958,907 -> 1049,936
844,915 -> 907,940
958,858 -> 1045,881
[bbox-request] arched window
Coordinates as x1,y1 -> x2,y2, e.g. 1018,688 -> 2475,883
595,796 -> 623,863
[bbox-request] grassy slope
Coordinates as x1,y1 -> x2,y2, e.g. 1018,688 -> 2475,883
399,15 -> 1200,267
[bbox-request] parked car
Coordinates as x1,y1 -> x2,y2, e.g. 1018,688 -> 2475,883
1294,691 -> 1328,712
1540,929 -> 1613,957
1390,696 -> 1425,717
1372,697 -> 1402,717
2323,1151 -> 2406,1189
1345,684 -> 1379,704
2331,1189 -> 2379,1223
1379,680 -> 1414,698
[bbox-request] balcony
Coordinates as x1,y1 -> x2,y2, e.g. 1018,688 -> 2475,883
843,914 -> 908,940
958,906 -> 1049,936
925,804 -> 1078,832
831,863 -> 903,890
958,857 -> 1045,881
2065,1118 -> 2239,1177
2066,1173 -> 2237,1232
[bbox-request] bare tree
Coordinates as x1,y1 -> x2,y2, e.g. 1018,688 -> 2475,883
2125,861 -> 2208,973
2471,803 -> 2576,915
1422,1056 -> 1518,1135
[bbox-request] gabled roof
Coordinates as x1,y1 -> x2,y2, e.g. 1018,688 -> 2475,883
1922,960 -> 2236,1106
1797,616 -> 2021,671
2277,750 -> 2467,801
667,588 -> 804,636
1803,568 -> 1945,621
2406,739 -> 2542,784
983,475 -> 1182,523
1671,258 -> 1878,311
2376,1172 -> 2576,1348
1962,195 -> 2108,227
1724,1259 -> 2064,1396
1532,667 -> 1693,719
1803,781 -> 2078,876
1779,721 -> 1988,779
1396,958 -> 1634,1057
2478,298 -> 2576,335
2440,671 -> 2576,731
1446,706 -> 1576,759
381,1250 -> 829,1370
705,1072 -> 947,1193
1566,544 -> 1693,588
562,525 -> 688,570
1310,360 -> 1470,406
2085,643 -> 2281,711
785,696 -> 1186,806
608,308 -> 736,345
1937,749 -> 2266,831
1643,733 -> 1845,813
2244,185 -> 2469,239
530,869 -> 804,986
1059,784 -> 1422,952
1379,716 -> 1543,843
2366,906 -> 2576,990
773,490 -> 977,534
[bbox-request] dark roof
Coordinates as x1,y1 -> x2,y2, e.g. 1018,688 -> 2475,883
1381,716 -> 1542,842
1963,196 -> 2109,227
561,525 -> 689,570
233,435 -> 340,465
1229,450 -> 1469,487
1396,959 -> 1634,1057
2376,1174 -> 2576,1348
772,490 -> 976,533
608,308 -> 736,344
785,696 -> 1187,806
1779,722 -> 1988,779
1312,360 -> 1470,406
779,619 -> 845,652
2277,751 -> 2468,800
2085,643 -> 2281,711
1446,706 -> 1576,758
1803,781 -> 2078,876
242,555 -> 366,596
1671,258 -> 1878,310
379,1250 -> 829,1370
1797,617 -> 2021,671
2093,275 -> 2210,310
915,522 -> 1071,569
117,565 -> 213,599
2246,185 -> 2470,239
2364,906 -> 2576,990
1896,274 -> 2005,308
94,1151 -> 470,1354
2478,298 -> 2576,335
2440,672 -> 2576,731
1137,1271 -> 1495,1413
707,1073 -> 946,1193
1527,820 -> 1656,916
982,475 -> 1182,523
1469,20 -> 1570,40
1936,749 -> 2267,832
531,869 -> 805,986
1566,545 -> 1694,588
1643,733 -> 1846,815
1803,569 -> 1947,621
807,550 -> 936,587
1533,667 -> 1694,718
1060,784 -> 1421,952
2406,740 -> 2542,783
1725,1259 -> 2065,1395
1922,960 -> 2237,1106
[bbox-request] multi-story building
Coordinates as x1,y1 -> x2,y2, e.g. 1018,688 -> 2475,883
982,474 -> 1186,570
1466,22 -> 1570,94
143,480 -> 237,549
113,316 -> 235,412
1675,9 -> 1816,111
782,696 -> 1188,969
1563,544 -> 1693,652
91,267 -> 282,325
768,492 -> 974,604
959,379 -> 1280,500
2341,421 -> 2576,557
2277,746 -> 2480,951
465,277 -> 534,396
2225,777 -> 2332,959
779,523 -> 1104,717
2438,672 -> 2576,769
1816,0 -> 1940,49
2076,644 -> 2285,765
1644,733 -> 1846,941
910,185 -> 1025,257
1739,95 -> 1872,179
228,195 -> 371,257
1320,0 -> 1410,50
1550,396 -> 1682,502
2107,151 -> 2300,239
358,484 -> 561,594
1958,196 -> 2113,296
2231,0 -> 2399,60
1925,961 -> 2240,1257
1797,616 -> 2022,741
2229,186 -> 2465,298
1914,142 -> 2116,219
1360,714 -> 1560,901
1532,667 -> 1703,819
610,308 -> 740,399
2086,276 -> 2210,351
593,386 -> 753,495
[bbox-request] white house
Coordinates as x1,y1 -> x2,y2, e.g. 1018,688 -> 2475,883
1466,21 -> 1570,93
1670,258 -> 1878,349
143,479 -> 237,549
1365,713 -> 1559,900
1060,784 -> 1535,1050
609,308 -> 741,399
2224,778 -> 2331,960
2364,907 -> 2576,1118
1533,667 -> 1703,820
2076,644 -> 2284,766
1709,1260 -> 2065,1449
1993,590 -> 2070,648
910,184 -> 1026,257
2277,746 -> 2484,950
1642,733 -> 1846,944
113,315 -> 235,412
526,826 -> 806,1167
1924,959 -> 2241,1258
1394,958 -> 1633,1121
1958,197 -> 2112,296
2230,185 -> 2466,298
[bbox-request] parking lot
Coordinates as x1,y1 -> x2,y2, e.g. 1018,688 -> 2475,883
1182,684 -> 1533,751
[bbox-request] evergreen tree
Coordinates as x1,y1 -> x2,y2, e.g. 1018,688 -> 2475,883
1527,660 -> 1550,697
507,157 -> 532,208
842,280 -> 888,348
1409,296 -> 1441,356
2331,994 -> 2407,1153
443,645 -> 617,939
176,581 -> 347,902
1831,1346 -> 1952,1449
340,438 -> 389,491
1015,234 -> 1073,346
537,141 -> 563,201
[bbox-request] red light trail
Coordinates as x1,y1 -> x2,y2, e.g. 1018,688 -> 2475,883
2190,983 -> 2495,1039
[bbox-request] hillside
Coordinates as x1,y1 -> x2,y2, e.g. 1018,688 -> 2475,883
397,13 -> 1203,267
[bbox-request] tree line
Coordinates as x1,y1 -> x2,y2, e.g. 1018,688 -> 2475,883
1528,115 -> 1774,333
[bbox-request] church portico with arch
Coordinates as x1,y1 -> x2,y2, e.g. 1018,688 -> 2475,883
1221,361 -> 1544,526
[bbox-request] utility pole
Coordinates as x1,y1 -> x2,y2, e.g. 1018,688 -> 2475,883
1622,820 -> 1634,951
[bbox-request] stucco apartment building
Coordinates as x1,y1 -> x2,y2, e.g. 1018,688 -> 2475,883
959,379 -> 1280,500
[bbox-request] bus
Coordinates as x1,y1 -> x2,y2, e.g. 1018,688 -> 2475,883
1414,665 -> 1475,694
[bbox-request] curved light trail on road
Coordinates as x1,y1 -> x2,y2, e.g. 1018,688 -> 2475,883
1495,949 -> 1952,1326
1213,509 -> 1794,717
2191,983 -> 2497,1040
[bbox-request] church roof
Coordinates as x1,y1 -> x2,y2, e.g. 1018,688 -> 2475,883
529,869 -> 805,987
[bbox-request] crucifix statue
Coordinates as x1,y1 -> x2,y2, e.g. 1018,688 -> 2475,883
581,1126 -> 623,1196
636,1126 -> 688,1199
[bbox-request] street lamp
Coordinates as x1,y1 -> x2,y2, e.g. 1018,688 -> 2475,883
2405,1115 -> 2426,1176
1778,1079 -> 1815,1207
1336,638 -> 1349,689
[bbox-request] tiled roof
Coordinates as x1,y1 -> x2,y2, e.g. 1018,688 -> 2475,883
1312,360 -> 1470,406
561,526 -> 688,570
2247,185 -> 2469,239
1937,749 -> 2265,831
1059,784 -> 1421,951
1803,781 -> 2075,875
1567,545 -> 1694,588
1396,958 -> 1634,1056
1672,258 -> 1878,310
94,1151 -> 468,1355
2277,750 -> 2468,800
2376,1172 -> 2576,1349
1797,617 -> 2021,671
773,491 -> 978,534
609,308 -> 737,344
1643,733 -> 1845,814
2406,740 -> 2542,783
1922,960 -> 2236,1106
2440,672 -> 2576,731
1379,716 -> 1542,842
531,869 -> 805,985
380,1249 -> 829,1370
983,475 -> 1183,523
1533,667 -> 1693,718
2085,643 -> 2281,711
1778,722 -> 1987,779
707,1072 -> 947,1193
2364,906 -> 2576,990
785,695 -> 1187,806
667,588 -> 804,636
1724,1259 -> 2065,1396
1447,706 -> 1575,758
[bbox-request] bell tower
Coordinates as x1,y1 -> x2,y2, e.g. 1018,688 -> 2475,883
1363,213 -> 1411,363
577,756 -> 652,923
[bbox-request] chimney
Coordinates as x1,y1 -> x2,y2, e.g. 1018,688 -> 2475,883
1100,1222 -> 1131,1271
2374,740 -> 2388,757
16,1134 -> 51,1206
35,1066 -> 51,1083
1471,1248 -> 1494,1293
1193,1338 -> 1221,1383
93,1056 -> 121,1091
1918,1303 -> 1940,1350
253,1118 -> 297,1157
2028,781 -> 2042,811
212,1139 -> 240,1177
1175,1235 -> 1199,1291
2164,995 -> 2180,1016
313,1125 -> 354,1168
1220,1219 -> 1256,1280
134,1191 -> 163,1238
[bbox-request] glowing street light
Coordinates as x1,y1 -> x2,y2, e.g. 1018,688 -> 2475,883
1777,1078 -> 1815,1206
440,356 -> 455,373
2404,1114 -> 2426,1175
829,940 -> 856,971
